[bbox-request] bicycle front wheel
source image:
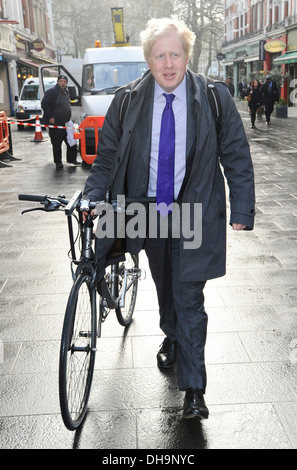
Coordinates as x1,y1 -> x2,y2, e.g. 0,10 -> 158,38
115,253 -> 139,327
59,272 -> 97,431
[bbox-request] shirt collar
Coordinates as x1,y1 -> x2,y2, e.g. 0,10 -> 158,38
154,74 -> 187,102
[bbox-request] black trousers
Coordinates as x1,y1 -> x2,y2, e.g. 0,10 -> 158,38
144,213 -> 208,392
263,98 -> 274,123
49,127 -> 77,164
249,103 -> 259,127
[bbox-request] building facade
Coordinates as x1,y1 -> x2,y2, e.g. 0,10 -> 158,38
222,0 -> 297,105
0,0 -> 56,116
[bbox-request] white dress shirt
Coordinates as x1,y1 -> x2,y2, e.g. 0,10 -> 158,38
147,75 -> 187,200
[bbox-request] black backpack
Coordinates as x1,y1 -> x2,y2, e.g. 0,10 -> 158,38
118,74 -> 223,135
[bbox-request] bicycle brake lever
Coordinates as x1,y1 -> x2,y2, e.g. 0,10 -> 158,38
21,207 -> 46,215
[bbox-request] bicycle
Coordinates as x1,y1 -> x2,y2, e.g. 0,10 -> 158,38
18,190 -> 148,431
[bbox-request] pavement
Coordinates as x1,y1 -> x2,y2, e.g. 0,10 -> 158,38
0,106 -> 297,450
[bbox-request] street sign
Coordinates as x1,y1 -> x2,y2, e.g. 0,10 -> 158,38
259,40 -> 265,61
216,52 -> 225,61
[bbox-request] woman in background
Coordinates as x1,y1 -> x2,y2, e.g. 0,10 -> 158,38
246,79 -> 262,129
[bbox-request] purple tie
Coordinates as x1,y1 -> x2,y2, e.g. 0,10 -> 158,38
156,93 -> 175,217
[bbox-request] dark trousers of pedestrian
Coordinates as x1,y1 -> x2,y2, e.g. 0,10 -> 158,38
264,98 -> 274,124
249,104 -> 258,127
144,211 -> 208,393
49,127 -> 77,164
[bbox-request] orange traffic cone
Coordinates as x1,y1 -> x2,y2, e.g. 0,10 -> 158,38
31,115 -> 44,142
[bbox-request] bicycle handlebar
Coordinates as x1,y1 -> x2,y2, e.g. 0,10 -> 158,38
19,194 -> 49,202
18,192 -> 157,216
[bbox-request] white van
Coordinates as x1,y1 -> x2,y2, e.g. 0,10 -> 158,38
39,45 -> 148,153
81,46 -> 147,117
15,77 -> 57,130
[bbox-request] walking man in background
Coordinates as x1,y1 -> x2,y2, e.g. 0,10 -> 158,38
41,75 -> 80,169
226,76 -> 235,97
238,77 -> 247,99
260,75 -> 280,125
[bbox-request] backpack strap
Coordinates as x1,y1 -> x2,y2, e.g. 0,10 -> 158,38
118,87 -> 132,130
205,77 -> 223,135
118,75 -> 145,131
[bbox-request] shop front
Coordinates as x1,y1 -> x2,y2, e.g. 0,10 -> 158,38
0,23 -> 18,116
223,33 -> 292,102
222,41 -> 265,98
273,27 -> 297,107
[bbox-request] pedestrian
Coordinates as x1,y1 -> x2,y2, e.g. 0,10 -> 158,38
41,75 -> 80,169
83,18 -> 255,420
246,79 -> 262,129
260,75 -> 279,125
225,76 -> 235,97
238,77 -> 247,99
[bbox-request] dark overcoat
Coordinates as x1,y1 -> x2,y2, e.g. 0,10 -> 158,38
84,70 -> 255,282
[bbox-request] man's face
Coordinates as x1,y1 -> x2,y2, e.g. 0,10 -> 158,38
57,78 -> 68,90
147,31 -> 188,93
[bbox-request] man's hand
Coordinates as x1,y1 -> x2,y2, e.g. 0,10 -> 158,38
82,210 -> 96,223
232,223 -> 247,231
49,118 -> 55,125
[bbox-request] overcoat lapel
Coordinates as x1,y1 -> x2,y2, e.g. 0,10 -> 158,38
185,72 -> 198,159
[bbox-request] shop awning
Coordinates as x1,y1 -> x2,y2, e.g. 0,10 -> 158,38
244,55 -> 260,63
18,58 -> 40,68
273,51 -> 297,64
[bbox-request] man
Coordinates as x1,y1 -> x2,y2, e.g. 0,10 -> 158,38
84,18 -> 255,420
226,76 -> 235,97
238,77 -> 247,99
41,75 -> 80,169
260,75 -> 279,125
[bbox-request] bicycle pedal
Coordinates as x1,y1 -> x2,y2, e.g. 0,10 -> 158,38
97,280 -> 117,309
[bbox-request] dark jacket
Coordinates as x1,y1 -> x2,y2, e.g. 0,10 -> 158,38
226,82 -> 235,97
260,80 -> 279,103
246,86 -> 262,108
41,84 -> 72,125
84,70 -> 255,282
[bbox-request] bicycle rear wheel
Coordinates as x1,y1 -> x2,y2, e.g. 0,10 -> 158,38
115,253 -> 139,327
59,272 -> 97,430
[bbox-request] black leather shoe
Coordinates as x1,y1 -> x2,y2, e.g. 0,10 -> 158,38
55,163 -> 63,170
182,389 -> 209,420
67,160 -> 81,166
157,337 -> 176,369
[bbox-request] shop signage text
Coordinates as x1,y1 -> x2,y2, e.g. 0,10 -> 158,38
264,40 -> 286,53
29,39 -> 45,52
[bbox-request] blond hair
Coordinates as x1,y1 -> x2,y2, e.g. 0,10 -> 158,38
140,18 -> 196,61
